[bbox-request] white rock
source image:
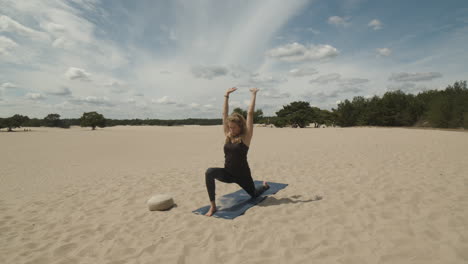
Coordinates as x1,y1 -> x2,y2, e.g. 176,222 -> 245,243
147,194 -> 174,211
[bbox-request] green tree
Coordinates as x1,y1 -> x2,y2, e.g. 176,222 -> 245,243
446,81 -> 468,128
318,109 -> 335,126
271,116 -> 287,128
334,99 -> 356,127
253,109 -> 264,123
276,101 -> 317,128
366,96 -> 382,126
44,113 -> 62,127
352,96 -> 369,126
463,112 -> 468,129
23,118 -> 42,127
232,107 -> 247,118
308,107 -> 323,127
80,111 -> 106,130
2,114 -> 30,131
232,107 -> 264,123
424,81 -> 468,128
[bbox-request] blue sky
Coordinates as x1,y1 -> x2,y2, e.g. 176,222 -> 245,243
1,0 -> 467,119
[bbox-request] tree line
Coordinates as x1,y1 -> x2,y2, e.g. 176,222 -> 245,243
266,80 -> 467,129
332,81 -> 468,128
1,81 -> 466,131
0,112 -> 225,131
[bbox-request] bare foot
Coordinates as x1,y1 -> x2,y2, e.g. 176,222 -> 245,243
205,206 -> 217,216
263,181 -> 270,190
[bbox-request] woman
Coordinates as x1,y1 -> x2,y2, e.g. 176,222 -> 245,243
204,87 -> 269,216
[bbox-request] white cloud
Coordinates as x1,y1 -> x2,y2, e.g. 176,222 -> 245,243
153,96 -> 177,105
125,98 -> 136,104
159,25 -> 177,41
266,42 -> 339,62
387,82 -> 429,94
0,15 -> 48,40
305,27 -> 321,35
328,16 -> 350,27
309,73 -> 342,84
175,102 -> 187,108
229,65 -> 251,79
103,79 -> 124,87
191,65 -> 229,79
65,67 -> 92,81
84,96 -> 112,106
304,90 -> 340,101
52,37 -> 73,49
41,22 -> 66,34
248,73 -> 287,87
388,72 -> 443,82
262,88 -> 291,99
368,19 -> 383,30
45,86 -> 72,96
1,82 -> 18,89
103,79 -> 128,94
69,96 -> 113,106
25,92 -> 44,100
339,78 -> 369,86
303,84 -> 365,105
289,67 -> 318,77
339,86 -> 364,94
189,103 -> 200,108
376,48 -> 392,56
0,36 -> 18,55
169,29 -> 177,41
308,74 -> 369,93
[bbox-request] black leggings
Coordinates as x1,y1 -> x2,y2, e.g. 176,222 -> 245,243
205,167 -> 267,202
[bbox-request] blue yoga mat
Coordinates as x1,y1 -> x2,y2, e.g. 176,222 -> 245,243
193,181 -> 288,219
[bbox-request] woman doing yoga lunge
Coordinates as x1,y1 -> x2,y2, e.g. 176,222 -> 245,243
204,87 -> 269,217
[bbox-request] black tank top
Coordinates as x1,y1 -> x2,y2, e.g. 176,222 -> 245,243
224,139 -> 250,174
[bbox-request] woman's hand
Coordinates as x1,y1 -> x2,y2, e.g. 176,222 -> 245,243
249,88 -> 259,94
226,87 -> 237,96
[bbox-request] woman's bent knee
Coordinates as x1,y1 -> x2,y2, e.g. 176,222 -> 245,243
205,168 -> 215,177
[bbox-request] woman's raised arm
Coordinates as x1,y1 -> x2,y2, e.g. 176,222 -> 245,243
245,88 -> 259,137
223,87 -> 237,135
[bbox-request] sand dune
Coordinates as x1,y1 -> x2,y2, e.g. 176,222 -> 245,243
1,126 -> 467,264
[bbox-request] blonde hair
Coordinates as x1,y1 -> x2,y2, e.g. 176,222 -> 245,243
225,112 -> 246,144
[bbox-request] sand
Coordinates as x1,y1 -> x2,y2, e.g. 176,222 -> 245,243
1,125 -> 467,264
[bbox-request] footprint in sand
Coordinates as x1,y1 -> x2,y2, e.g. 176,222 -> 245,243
455,247 -> 468,261
138,244 -> 157,256
0,226 -> 10,233
24,256 -> 50,264
103,229 -> 118,240
53,243 -> 78,257
424,229 -> 441,241
25,242 -> 39,249
78,245 -> 98,258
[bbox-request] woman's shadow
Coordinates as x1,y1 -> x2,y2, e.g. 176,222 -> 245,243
258,194 -> 323,207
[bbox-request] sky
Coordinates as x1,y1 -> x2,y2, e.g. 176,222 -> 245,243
1,0 -> 467,119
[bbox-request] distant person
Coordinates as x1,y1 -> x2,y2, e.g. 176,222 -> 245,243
204,87 -> 269,216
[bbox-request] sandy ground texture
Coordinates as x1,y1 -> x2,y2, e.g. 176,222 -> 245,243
1,125 -> 467,264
